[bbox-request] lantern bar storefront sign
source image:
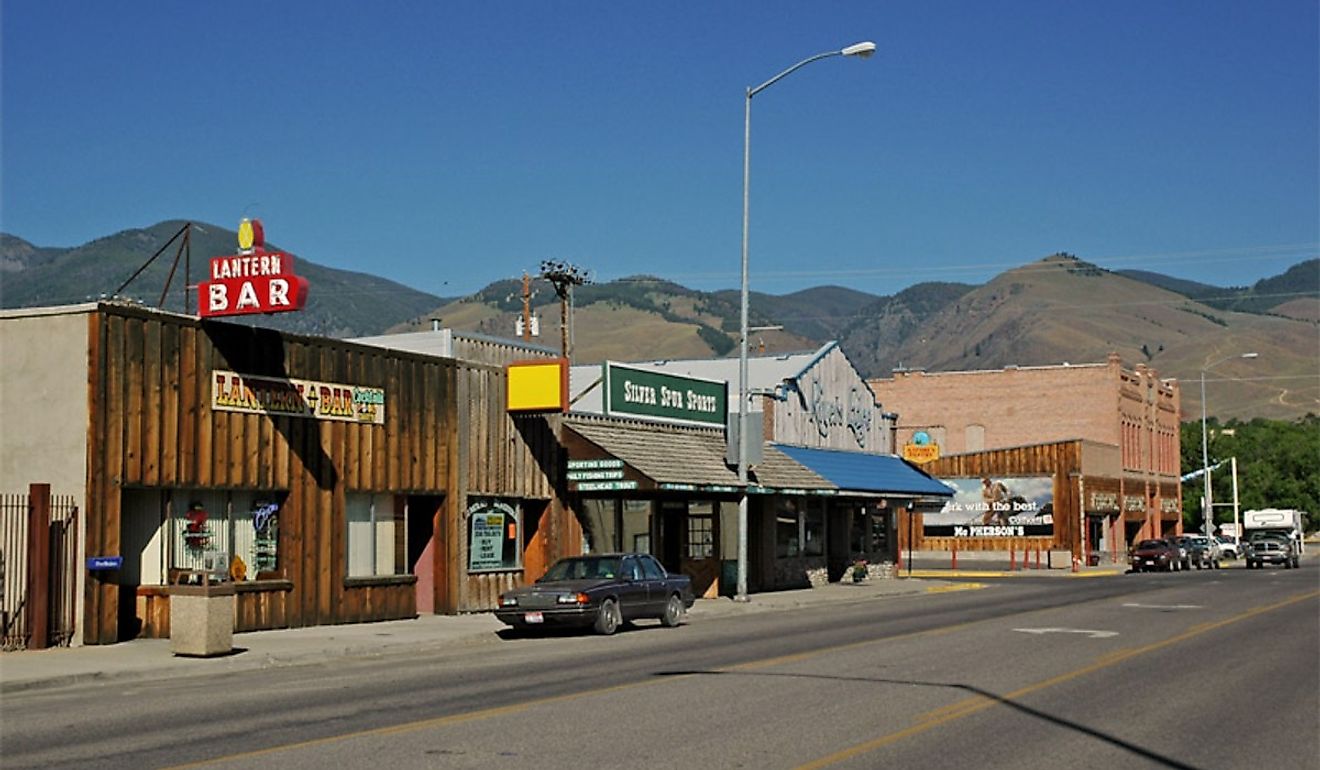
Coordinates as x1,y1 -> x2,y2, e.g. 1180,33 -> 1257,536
603,362 -> 726,427
198,219 -> 309,318
212,370 -> 386,424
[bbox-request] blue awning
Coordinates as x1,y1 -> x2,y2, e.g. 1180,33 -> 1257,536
772,445 -> 954,497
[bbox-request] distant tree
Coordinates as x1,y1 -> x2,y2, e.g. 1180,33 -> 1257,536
1181,416 -> 1320,533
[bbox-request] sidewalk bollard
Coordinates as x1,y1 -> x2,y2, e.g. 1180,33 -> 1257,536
1010,547 -> 1016,571
952,542 -> 958,571
1035,547 -> 1041,570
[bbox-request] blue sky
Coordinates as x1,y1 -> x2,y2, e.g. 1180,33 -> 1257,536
3,1 -> 1316,299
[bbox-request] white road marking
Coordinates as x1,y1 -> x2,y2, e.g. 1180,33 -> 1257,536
1013,627 -> 1119,639
1122,603 -> 1203,610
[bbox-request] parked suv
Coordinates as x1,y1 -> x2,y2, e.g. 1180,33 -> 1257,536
1162,536 -> 1193,571
1183,534 -> 1222,569
1216,535 -> 1240,559
1244,534 -> 1299,569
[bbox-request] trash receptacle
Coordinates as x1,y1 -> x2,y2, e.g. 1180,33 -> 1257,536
169,571 -> 234,657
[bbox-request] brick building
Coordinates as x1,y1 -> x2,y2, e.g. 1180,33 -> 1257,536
869,353 -> 1183,562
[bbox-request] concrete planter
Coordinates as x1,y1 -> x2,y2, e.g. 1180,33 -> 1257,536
169,578 -> 235,657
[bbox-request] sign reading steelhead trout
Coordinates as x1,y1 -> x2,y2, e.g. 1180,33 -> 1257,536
198,219 -> 310,318
212,370 -> 385,424
603,362 -> 726,426
924,476 -> 1055,537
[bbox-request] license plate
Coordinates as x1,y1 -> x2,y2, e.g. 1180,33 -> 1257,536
1145,560 -> 1155,565
524,611 -> 544,624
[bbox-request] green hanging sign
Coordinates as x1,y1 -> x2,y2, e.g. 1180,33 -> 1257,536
603,362 -> 727,426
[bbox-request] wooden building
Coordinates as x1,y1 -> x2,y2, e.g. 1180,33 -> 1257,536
565,345 -> 951,594
897,438 -> 1179,566
0,303 -> 574,644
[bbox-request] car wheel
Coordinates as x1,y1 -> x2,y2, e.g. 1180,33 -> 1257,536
660,594 -> 685,628
593,598 -> 621,636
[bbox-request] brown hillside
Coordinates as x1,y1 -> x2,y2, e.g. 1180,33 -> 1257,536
884,255 -> 1319,422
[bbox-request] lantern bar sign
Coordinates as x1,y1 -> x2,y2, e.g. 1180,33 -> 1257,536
198,219 -> 310,318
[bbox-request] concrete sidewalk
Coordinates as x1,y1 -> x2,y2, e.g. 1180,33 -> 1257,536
1,564 -> 1137,695
2,575 -> 965,694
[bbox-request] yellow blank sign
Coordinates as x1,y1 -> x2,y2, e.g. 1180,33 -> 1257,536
507,360 -> 567,413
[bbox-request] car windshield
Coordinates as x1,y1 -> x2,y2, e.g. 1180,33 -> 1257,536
540,556 -> 622,582
1136,540 -> 1165,549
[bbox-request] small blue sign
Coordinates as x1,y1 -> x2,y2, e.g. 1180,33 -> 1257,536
87,556 -> 123,571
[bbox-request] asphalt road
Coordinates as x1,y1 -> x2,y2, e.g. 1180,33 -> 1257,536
3,565 -> 1316,770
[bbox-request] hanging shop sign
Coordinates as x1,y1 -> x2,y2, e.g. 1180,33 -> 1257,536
198,219 -> 309,318
924,476 -> 1055,537
603,362 -> 726,426
468,500 -> 516,571
901,430 -> 940,464
566,458 -> 638,492
507,359 -> 568,413
211,370 -> 386,424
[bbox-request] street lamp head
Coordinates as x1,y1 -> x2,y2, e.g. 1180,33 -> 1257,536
841,41 -> 877,58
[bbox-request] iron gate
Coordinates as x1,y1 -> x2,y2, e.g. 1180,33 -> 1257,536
1,491 -> 79,650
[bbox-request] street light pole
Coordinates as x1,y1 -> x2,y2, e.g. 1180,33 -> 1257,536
736,41 -> 875,602
1199,352 -> 1257,537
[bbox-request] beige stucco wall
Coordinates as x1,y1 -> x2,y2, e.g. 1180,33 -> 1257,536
0,306 -> 91,497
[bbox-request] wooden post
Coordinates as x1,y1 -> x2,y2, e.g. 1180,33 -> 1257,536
26,483 -> 52,650
951,540 -> 958,571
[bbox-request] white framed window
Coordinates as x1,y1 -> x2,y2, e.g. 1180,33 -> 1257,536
346,493 -> 406,577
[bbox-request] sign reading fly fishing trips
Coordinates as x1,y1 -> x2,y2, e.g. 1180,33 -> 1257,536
198,219 -> 310,318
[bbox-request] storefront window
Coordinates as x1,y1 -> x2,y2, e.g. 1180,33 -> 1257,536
851,505 -> 869,554
621,500 -> 651,554
467,499 -> 520,572
775,499 -> 801,558
803,499 -> 824,557
347,493 -> 407,577
580,499 -> 617,553
687,501 -> 714,559
870,504 -> 890,553
121,488 -> 287,585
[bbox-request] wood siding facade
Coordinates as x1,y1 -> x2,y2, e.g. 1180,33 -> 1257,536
915,441 -> 1086,556
767,345 -> 896,454
79,304 -> 569,644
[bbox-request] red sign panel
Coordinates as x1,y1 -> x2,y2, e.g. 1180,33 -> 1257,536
197,221 -> 310,318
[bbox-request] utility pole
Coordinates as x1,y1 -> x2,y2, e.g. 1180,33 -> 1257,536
538,260 -> 589,360
520,272 -> 533,342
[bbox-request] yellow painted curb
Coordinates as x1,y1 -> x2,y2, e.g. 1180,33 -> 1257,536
925,582 -> 986,593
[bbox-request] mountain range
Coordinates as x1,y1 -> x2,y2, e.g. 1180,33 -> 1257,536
3,221 -> 1317,422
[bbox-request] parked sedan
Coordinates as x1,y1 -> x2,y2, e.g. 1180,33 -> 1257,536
495,553 -> 695,635
1130,539 -> 1179,572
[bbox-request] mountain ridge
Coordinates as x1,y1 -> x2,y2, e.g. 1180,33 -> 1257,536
3,222 -> 1315,421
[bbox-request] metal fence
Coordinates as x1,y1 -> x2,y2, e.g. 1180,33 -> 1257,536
1,492 -> 79,650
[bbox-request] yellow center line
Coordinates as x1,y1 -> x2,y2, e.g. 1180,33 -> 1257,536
794,589 -> 1319,770
167,586 -> 1308,769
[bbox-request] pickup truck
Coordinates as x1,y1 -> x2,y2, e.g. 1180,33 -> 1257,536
496,553 -> 695,635
1242,508 -> 1306,557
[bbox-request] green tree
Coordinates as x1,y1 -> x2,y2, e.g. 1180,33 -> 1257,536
1180,415 -> 1320,533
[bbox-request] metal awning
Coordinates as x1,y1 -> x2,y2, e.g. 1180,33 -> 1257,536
772,444 -> 954,498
